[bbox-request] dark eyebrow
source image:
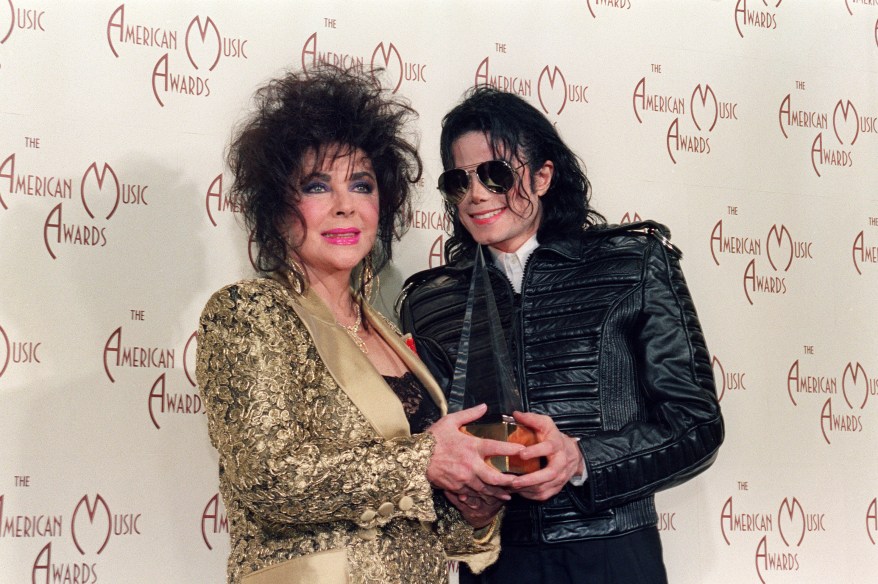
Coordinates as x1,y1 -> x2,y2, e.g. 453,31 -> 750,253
301,171 -> 331,183
350,171 -> 376,181
300,170 -> 376,184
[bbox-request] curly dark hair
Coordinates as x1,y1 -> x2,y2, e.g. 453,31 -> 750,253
438,86 -> 605,262
228,65 -> 422,295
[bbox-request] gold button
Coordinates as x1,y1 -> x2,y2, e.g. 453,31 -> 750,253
359,509 -> 377,523
398,496 -> 414,512
357,528 -> 377,541
377,502 -> 394,517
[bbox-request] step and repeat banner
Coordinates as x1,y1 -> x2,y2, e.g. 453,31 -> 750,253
1,1 -> 877,582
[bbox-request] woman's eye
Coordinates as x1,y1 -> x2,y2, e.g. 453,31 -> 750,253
301,181 -> 328,194
351,181 -> 375,194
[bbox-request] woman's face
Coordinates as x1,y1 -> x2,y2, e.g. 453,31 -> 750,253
290,146 -> 379,281
450,132 -> 552,254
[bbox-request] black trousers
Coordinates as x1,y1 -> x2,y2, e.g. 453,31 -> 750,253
458,527 -> 668,584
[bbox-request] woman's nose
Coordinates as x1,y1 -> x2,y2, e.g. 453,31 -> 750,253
333,191 -> 355,215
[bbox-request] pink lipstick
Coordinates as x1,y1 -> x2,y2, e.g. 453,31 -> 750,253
322,228 -> 361,245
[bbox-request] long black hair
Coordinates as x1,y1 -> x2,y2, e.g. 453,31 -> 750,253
439,86 -> 604,261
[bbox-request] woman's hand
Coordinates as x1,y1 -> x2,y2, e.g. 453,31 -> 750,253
509,411 -> 584,501
444,490 -> 504,529
426,404 -> 521,499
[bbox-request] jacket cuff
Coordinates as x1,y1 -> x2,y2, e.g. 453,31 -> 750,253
352,432 -> 438,529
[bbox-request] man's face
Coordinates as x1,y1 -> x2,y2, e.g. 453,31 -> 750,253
449,132 -> 552,254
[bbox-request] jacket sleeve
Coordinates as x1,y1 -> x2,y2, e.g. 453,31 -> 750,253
196,281 -> 437,533
571,238 -> 724,513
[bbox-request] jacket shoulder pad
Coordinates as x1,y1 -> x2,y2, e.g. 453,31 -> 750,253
586,220 -> 681,258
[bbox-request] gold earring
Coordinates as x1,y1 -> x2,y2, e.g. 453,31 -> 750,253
362,253 -> 378,301
286,256 -> 306,295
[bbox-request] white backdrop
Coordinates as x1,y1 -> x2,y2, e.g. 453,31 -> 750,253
1,1 -> 877,583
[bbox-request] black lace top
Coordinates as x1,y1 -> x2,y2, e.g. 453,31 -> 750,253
383,372 -> 442,434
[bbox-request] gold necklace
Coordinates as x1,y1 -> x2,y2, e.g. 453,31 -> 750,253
338,303 -> 368,354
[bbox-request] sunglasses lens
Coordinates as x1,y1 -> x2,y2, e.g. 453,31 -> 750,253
438,161 -> 518,202
477,161 -> 516,194
438,169 -> 469,201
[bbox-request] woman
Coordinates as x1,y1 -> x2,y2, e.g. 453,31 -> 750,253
196,68 -> 521,584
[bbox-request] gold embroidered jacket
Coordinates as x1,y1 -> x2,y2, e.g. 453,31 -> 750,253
196,278 -> 498,584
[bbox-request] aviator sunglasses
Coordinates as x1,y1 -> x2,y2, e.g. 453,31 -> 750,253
437,160 -> 526,204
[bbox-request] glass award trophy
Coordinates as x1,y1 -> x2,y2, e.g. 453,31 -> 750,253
447,246 -> 539,474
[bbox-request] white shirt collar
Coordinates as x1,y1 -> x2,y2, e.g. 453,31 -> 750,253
487,235 -> 540,294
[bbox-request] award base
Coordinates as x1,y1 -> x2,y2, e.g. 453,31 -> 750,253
462,416 -> 541,474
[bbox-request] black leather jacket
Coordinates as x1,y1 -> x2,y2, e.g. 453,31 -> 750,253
399,221 -> 724,543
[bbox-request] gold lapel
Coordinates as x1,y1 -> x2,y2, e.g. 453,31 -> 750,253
285,286 -> 411,440
364,304 -> 448,416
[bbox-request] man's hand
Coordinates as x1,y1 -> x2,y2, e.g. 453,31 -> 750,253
509,411 -> 584,501
426,404 -> 522,499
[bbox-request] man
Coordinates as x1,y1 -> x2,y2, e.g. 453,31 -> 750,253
400,86 -> 724,583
